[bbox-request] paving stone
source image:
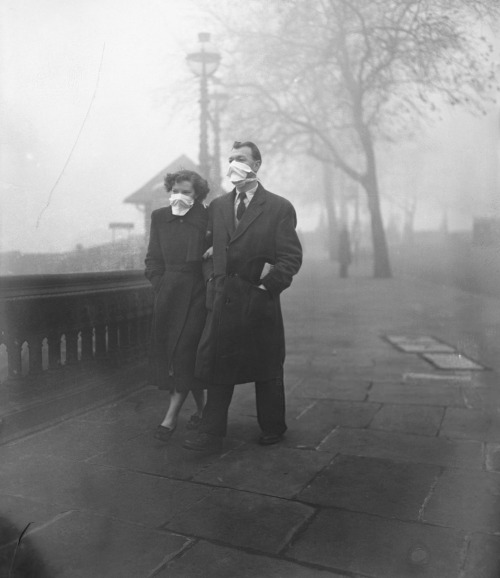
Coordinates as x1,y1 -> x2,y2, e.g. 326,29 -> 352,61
384,335 -> 455,353
370,356 -> 433,372
319,427 -> 483,469
0,418 -> 145,462
283,353 -> 314,366
281,400 -> 380,450
24,510 -> 189,578
440,408 -> 500,442
164,486 -> 314,554
74,386 -> 164,423
368,382 -> 465,407
0,366 -> 148,445
193,445 -> 332,498
422,469 -> 500,533
158,541 -> 341,578
88,430 -> 243,480
286,508 -> 465,578
369,404 -> 444,436
0,454 -> 212,527
463,533 -> 500,578
291,377 -> 369,401
298,455 -> 439,520
460,384 -> 500,410
485,444 -> 500,472
0,494 -> 64,537
422,352 -> 486,371
402,372 -> 472,384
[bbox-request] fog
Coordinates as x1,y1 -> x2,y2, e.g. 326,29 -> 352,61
1,0 -> 499,258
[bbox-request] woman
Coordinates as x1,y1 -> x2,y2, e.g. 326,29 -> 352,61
145,169 -> 209,441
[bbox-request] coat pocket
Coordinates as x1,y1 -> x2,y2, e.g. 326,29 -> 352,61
247,283 -> 275,324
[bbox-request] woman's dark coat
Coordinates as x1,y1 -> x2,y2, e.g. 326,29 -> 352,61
195,184 -> 302,385
145,202 -> 208,391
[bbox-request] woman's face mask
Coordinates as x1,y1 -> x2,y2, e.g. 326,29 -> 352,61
169,192 -> 194,216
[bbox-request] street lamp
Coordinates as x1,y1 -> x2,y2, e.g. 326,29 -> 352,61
210,81 -> 229,193
186,32 -> 221,181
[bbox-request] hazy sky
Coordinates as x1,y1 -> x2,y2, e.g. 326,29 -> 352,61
1,0 -> 499,254
1,0 -> 213,253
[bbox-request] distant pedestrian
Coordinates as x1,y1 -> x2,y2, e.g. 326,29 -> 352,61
145,170 -> 209,442
338,226 -> 352,278
183,141 -> 303,453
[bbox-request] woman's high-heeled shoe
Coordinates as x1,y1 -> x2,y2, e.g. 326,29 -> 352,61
154,425 -> 176,442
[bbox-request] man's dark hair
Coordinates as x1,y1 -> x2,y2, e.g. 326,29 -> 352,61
164,170 -> 210,201
232,141 -> 262,164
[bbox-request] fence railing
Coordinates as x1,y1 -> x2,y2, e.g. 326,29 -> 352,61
0,271 -> 153,381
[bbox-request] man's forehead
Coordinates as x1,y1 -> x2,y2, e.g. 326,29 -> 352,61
229,146 -> 253,160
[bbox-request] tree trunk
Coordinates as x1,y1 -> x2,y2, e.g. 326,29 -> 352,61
357,122 -> 392,278
322,162 -> 338,261
363,168 -> 392,278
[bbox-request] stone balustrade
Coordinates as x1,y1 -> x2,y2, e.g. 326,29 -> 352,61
0,271 -> 153,381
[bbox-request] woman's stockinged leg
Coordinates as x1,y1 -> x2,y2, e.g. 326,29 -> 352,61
161,390 -> 189,429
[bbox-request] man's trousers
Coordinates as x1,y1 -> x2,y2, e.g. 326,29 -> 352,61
199,377 -> 287,437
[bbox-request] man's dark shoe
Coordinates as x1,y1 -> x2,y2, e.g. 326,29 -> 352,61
183,433 -> 223,452
258,432 -> 284,446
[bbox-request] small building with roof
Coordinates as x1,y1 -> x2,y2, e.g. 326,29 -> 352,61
124,154 -> 199,235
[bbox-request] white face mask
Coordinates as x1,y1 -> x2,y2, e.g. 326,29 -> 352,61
170,193 -> 194,216
227,160 -> 258,186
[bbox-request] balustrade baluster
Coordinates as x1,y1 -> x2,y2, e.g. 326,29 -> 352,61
7,338 -> 22,379
48,332 -> 61,369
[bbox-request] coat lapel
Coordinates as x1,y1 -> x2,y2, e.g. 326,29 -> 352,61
220,192 -> 236,237
230,184 -> 266,244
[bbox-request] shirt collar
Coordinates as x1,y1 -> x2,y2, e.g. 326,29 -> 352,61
235,183 -> 258,202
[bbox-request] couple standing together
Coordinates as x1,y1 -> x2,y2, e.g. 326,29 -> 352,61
145,141 -> 303,452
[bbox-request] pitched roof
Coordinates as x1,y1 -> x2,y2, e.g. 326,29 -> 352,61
124,154 -> 199,205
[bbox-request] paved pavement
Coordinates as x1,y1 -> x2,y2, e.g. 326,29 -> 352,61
1,256 -> 500,578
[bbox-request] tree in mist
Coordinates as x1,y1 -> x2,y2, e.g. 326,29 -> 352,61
212,0 -> 498,277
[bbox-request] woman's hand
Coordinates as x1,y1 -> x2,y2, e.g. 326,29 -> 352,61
203,247 -> 214,260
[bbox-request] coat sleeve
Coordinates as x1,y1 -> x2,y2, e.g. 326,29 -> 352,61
144,212 -> 165,291
201,202 -> 215,284
261,202 -> 303,295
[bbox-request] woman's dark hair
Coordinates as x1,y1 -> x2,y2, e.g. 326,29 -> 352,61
164,170 -> 210,201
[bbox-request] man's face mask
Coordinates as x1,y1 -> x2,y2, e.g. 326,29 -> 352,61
227,160 -> 258,185
169,192 -> 194,216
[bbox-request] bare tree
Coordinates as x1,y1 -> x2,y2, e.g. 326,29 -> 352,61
212,0 -> 498,277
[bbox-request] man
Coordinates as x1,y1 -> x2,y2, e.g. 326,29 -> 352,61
183,141 -> 303,452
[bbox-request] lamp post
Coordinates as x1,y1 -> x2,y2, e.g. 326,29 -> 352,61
186,33 -> 221,181
210,81 -> 229,193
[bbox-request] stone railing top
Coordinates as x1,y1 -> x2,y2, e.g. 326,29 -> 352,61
0,270 -> 149,301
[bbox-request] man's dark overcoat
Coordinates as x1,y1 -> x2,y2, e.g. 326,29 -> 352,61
145,202 -> 208,391
195,183 -> 302,385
